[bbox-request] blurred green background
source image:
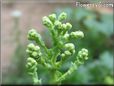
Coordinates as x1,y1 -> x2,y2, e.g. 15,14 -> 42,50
1,0 -> 114,85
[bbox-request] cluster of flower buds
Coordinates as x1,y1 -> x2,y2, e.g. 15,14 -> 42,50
54,21 -> 72,34
27,29 -> 46,48
26,29 -> 43,84
61,43 -> 75,57
54,20 -> 63,30
26,57 -> 38,75
76,48 -> 88,64
58,12 -> 67,21
70,31 -> 84,38
26,43 -> 42,61
42,16 -> 53,28
63,30 -> 84,41
48,13 -> 56,23
26,12 -> 89,84
27,29 -> 42,41
42,12 -> 72,35
63,33 -> 70,40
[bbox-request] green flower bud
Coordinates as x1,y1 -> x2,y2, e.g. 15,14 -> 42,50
65,23 -> 72,30
77,48 -> 88,60
34,46 -> 40,51
55,20 -> 62,30
61,53 -> 65,57
42,16 -> 53,28
48,14 -> 56,23
27,43 -> 35,50
58,12 -> 67,21
64,50 -> 72,56
70,31 -> 84,38
26,57 -> 37,75
27,57 -> 37,65
81,48 -> 88,60
82,52 -> 88,57
26,62 -> 32,68
27,29 -> 39,40
27,43 -> 42,59
26,49 -> 32,54
62,24 -> 66,29
82,48 -> 88,53
64,43 -> 75,50
61,24 -> 67,34
63,33 -> 69,40
32,51 -> 38,57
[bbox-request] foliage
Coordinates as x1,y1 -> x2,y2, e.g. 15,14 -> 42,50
2,12 -> 29,84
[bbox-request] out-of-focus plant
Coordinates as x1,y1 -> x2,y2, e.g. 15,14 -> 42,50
11,10 -> 26,77
86,51 -> 113,83
2,10 -> 29,84
26,12 -> 89,84
104,76 -> 114,84
60,51 -> 113,84
11,10 -> 22,44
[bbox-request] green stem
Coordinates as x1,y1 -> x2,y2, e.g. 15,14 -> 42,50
51,49 -> 60,63
36,39 -> 48,53
48,26 -> 59,47
56,62 -> 77,83
49,69 -> 56,84
40,57 -> 52,69
35,38 -> 49,62
32,71 -> 41,84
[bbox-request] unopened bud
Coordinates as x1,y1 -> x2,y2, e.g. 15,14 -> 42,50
64,43 -> 75,50
48,14 -> 56,23
55,20 -> 62,30
70,31 -> 84,38
64,50 -> 71,56
78,48 -> 88,60
32,52 -> 38,57
27,43 -> 35,50
35,46 -> 40,51
63,33 -> 69,40
62,24 -> 66,29
42,16 -> 53,28
66,23 -> 72,30
26,57 -> 37,75
27,29 -> 39,40
61,53 -> 65,57
27,57 -> 37,64
58,12 -> 67,21
26,49 -> 32,54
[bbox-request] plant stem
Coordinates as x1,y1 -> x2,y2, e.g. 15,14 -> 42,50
55,62 -> 77,83
32,71 -> 41,84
